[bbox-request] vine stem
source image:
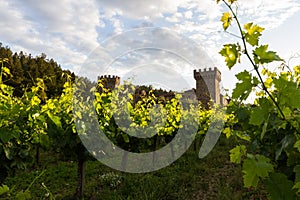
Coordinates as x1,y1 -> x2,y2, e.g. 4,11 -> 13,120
222,0 -> 285,119
26,170 -> 45,191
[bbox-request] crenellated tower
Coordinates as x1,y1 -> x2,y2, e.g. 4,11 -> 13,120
194,67 -> 221,105
97,75 -> 120,91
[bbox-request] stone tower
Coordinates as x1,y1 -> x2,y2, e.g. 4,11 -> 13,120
97,75 -> 120,91
194,67 -> 221,105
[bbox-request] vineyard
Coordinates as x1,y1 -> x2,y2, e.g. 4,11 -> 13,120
1,0 -> 300,199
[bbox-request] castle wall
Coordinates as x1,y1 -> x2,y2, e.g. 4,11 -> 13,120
98,67 -> 224,107
194,69 -> 210,108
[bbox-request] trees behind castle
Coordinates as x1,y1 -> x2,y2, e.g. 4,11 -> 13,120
0,43 -> 75,98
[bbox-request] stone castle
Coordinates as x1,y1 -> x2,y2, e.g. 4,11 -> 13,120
193,67 -> 226,106
97,75 -> 120,92
98,67 -> 226,106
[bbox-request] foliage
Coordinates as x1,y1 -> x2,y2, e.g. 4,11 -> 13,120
0,64 -> 48,180
0,43 -> 75,98
0,170 -> 46,200
2,0 -> 300,198
93,80 -> 202,153
4,138 -> 263,199
242,154 -> 274,188
218,0 -> 300,198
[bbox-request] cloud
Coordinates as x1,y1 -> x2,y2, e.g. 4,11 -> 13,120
0,0 -> 102,70
98,0 -> 182,20
184,11 -> 193,19
166,13 -> 183,23
0,0 -> 299,89
237,0 -> 300,28
80,27 -> 215,91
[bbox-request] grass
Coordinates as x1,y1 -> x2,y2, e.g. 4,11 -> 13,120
2,136 -> 268,199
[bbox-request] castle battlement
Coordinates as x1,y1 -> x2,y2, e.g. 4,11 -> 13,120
97,75 -> 120,91
197,67 -> 218,72
98,75 -> 120,80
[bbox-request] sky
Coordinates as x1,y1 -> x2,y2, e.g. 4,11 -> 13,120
1,0 -> 300,94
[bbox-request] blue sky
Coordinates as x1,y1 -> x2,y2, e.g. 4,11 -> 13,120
1,0 -> 299,94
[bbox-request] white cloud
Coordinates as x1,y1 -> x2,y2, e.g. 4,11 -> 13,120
98,0 -> 183,20
0,0 -> 299,92
237,0 -> 300,28
0,0 -> 102,70
166,13 -> 183,23
184,11 -> 193,19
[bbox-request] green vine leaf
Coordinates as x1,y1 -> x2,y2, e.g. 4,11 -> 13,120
1,67 -> 11,76
16,189 -> 31,200
122,134 -> 129,143
221,12 -> 232,31
242,154 -> 274,188
295,140 -> 300,152
223,127 -> 231,138
249,98 -> 271,126
230,145 -> 246,164
264,173 -> 296,200
293,182 -> 300,194
294,165 -> 300,182
253,45 -> 282,64
243,23 -> 264,46
232,70 -> 255,100
249,107 -> 267,126
0,184 -> 9,196
219,44 -> 241,69
273,77 -> 300,109
47,112 -> 62,130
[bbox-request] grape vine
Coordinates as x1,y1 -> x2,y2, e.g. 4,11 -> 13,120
217,0 -> 300,198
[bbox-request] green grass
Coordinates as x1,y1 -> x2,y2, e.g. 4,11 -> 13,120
2,136 -> 268,199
